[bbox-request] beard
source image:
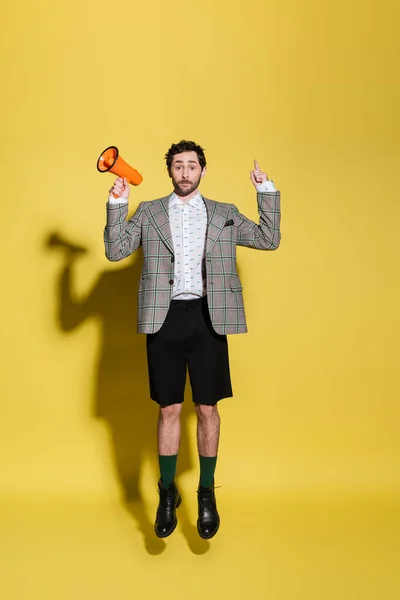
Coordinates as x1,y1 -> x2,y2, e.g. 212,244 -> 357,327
172,173 -> 202,197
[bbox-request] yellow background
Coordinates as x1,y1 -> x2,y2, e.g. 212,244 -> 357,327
1,0 -> 399,598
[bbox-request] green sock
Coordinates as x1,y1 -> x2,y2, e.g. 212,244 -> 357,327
159,454 -> 178,488
199,455 -> 217,488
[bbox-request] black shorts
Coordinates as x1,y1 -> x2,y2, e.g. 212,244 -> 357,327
146,296 -> 233,406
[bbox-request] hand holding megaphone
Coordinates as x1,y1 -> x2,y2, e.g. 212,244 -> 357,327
97,146 -> 143,198
109,177 -> 130,200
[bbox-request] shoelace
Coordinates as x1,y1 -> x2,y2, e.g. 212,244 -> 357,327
197,484 -> 222,493
197,486 -> 222,505
158,485 -> 176,511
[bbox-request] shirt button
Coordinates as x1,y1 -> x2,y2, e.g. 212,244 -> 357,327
169,279 -> 174,285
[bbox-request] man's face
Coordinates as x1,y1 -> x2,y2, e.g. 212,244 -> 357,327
169,151 -> 206,197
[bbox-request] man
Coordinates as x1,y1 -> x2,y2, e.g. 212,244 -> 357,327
104,140 -> 281,540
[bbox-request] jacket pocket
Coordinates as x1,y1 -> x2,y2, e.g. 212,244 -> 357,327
230,276 -> 242,292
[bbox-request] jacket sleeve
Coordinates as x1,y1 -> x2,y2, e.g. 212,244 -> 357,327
104,201 -> 145,261
232,191 -> 281,250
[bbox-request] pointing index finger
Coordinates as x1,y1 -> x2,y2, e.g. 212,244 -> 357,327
254,159 -> 260,171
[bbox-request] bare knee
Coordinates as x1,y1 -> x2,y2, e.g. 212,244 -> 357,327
159,403 -> 182,423
195,403 -> 219,422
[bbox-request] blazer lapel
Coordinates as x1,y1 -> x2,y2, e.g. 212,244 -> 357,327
144,195 -> 230,256
145,196 -> 174,254
203,197 -> 230,255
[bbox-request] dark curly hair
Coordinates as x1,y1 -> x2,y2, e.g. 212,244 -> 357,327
165,140 -> 207,172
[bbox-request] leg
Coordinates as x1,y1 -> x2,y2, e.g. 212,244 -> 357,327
158,403 -> 182,489
147,305 -> 188,539
195,403 -> 220,487
195,403 -> 220,458
158,403 -> 183,456
154,403 -> 183,538
195,403 -> 221,539
186,298 -> 231,539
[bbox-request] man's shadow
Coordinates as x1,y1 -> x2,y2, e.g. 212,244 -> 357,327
45,232 -> 209,555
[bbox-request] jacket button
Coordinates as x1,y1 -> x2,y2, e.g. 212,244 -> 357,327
169,279 -> 174,285
171,256 -> 175,263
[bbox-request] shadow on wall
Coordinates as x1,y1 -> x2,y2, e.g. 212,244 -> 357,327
45,232 -> 209,555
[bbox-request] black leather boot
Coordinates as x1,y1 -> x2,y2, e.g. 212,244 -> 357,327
154,480 -> 182,538
197,482 -> 220,539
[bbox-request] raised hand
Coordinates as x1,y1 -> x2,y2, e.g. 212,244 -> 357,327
109,177 -> 130,199
250,160 -> 268,188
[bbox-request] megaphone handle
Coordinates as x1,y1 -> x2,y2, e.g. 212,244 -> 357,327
111,192 -> 119,199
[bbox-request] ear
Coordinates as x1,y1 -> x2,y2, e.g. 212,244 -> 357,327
201,167 -> 207,179
167,167 -> 172,179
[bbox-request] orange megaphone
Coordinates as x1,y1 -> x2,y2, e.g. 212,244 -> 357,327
96,146 -> 143,197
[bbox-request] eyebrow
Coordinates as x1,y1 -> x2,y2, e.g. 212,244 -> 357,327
174,160 -> 199,164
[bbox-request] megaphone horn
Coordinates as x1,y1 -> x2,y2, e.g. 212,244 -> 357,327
97,146 -> 143,197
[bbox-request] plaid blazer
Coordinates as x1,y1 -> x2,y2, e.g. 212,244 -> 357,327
104,191 -> 281,334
